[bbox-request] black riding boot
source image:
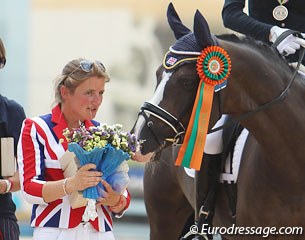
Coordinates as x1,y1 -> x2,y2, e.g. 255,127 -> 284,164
194,153 -> 222,240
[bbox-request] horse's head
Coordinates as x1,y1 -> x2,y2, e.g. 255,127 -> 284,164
132,3 -> 223,162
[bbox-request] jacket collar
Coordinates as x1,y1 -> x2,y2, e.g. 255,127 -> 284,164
51,104 -> 95,149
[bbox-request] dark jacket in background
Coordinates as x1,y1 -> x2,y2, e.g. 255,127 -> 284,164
222,0 -> 305,64
0,95 -> 26,221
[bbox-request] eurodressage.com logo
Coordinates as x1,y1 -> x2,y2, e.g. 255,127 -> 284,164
189,224 -> 303,238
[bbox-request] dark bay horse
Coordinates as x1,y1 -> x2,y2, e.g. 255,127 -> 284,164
132,3 -> 305,240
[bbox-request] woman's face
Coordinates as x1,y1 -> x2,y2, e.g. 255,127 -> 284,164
62,76 -> 106,125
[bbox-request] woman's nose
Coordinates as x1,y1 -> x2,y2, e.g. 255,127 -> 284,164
91,93 -> 103,104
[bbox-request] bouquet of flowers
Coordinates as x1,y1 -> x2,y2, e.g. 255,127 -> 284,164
63,123 -> 141,221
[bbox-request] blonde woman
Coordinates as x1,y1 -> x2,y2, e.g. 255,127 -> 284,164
18,58 -> 130,240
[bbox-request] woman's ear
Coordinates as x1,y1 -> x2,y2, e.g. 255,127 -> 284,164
60,85 -> 70,100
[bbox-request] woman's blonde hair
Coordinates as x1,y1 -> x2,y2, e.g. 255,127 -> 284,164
54,58 -> 110,104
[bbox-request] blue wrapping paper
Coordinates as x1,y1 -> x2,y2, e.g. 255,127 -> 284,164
96,145 -> 130,197
68,143 -> 129,199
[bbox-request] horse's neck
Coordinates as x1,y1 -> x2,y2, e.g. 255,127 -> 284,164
237,87 -> 305,169
221,40 -> 305,167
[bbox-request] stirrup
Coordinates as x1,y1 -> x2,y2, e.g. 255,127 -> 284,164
196,206 -> 214,240
180,220 -> 209,240
199,205 -> 209,219
179,230 -> 208,240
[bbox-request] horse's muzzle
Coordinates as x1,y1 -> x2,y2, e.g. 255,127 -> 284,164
132,151 -> 154,163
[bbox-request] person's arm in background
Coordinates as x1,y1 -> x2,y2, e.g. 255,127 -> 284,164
222,0 -> 305,56
8,172 -> 20,191
9,101 -> 26,192
222,0 -> 272,42
0,172 -> 20,193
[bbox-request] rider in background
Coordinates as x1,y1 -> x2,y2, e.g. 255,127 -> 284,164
222,0 -> 305,70
198,0 -> 305,235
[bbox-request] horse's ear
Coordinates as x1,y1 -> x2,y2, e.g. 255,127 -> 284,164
193,10 -> 214,48
167,2 -> 191,40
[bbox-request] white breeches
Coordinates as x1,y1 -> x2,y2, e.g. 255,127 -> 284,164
33,223 -> 115,240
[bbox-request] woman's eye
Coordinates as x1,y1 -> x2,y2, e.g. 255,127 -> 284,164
86,91 -> 94,96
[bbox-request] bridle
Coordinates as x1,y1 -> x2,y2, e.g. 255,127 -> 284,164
139,101 -> 185,146
138,31 -> 305,147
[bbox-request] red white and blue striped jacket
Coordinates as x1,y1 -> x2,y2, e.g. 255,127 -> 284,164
17,104 -> 131,231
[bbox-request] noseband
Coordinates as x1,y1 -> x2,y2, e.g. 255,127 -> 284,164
139,101 -> 185,147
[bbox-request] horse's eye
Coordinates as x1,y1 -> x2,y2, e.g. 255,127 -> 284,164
182,79 -> 195,89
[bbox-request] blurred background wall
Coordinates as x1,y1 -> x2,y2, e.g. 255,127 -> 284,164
1,0 -> 227,126
0,0 -> 230,238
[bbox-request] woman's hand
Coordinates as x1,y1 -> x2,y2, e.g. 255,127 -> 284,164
42,163 -> 102,203
96,179 -> 127,213
66,163 -> 102,193
96,179 -> 120,206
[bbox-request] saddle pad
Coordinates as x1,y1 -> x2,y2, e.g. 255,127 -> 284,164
184,167 -> 195,178
219,128 -> 249,183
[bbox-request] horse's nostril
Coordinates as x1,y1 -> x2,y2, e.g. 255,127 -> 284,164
147,121 -> 153,127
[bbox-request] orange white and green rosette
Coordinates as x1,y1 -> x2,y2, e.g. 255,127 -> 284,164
196,45 -> 231,86
175,46 -> 231,170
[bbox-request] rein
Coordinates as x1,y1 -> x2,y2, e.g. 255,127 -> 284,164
210,30 -> 305,133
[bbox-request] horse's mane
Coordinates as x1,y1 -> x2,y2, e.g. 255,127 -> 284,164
216,33 -> 292,70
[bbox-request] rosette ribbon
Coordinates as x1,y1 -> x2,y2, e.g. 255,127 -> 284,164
175,45 -> 231,170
